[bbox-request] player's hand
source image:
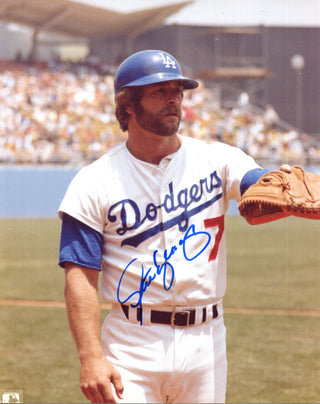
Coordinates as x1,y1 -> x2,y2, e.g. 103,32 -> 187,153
80,355 -> 124,403
279,164 -> 292,173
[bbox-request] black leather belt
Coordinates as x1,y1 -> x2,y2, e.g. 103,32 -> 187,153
121,304 -> 218,327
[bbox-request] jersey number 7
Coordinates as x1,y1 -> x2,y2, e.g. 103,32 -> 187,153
204,215 -> 224,261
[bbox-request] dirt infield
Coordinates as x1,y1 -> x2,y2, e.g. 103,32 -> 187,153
1,298 -> 320,317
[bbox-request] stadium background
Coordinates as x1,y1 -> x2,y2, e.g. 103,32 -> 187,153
0,0 -> 320,218
1,2 -> 320,403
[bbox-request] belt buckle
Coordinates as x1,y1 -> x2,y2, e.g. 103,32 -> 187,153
171,310 -> 190,328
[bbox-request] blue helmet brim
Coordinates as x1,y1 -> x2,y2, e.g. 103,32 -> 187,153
117,72 -> 199,92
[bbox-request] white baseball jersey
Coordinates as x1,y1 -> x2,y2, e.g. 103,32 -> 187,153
58,135 -> 259,311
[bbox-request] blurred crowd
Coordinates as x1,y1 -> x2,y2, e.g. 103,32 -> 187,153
0,61 -> 319,166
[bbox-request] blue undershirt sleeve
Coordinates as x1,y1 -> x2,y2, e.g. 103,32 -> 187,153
59,212 -> 103,270
240,168 -> 270,196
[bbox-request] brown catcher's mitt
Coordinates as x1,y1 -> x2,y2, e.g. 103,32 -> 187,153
238,165 -> 320,224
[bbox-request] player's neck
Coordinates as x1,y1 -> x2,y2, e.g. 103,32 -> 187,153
126,132 -> 181,165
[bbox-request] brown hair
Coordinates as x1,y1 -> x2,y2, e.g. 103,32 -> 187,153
115,87 -> 144,132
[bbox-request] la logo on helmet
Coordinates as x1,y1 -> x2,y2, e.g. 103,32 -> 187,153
158,52 -> 177,69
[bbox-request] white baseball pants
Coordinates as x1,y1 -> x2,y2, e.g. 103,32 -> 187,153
101,304 -> 227,403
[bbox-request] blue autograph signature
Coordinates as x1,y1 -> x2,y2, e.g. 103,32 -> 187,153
117,224 -> 211,325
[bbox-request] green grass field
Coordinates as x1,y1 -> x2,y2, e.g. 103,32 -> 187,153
0,217 -> 319,403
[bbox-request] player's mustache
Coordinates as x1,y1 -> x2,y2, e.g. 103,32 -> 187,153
162,106 -> 181,118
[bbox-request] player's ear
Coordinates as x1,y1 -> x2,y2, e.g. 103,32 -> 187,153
126,103 -> 135,115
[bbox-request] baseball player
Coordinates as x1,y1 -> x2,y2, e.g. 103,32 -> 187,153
58,50 -> 268,403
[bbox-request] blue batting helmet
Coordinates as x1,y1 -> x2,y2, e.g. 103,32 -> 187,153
114,50 -> 199,94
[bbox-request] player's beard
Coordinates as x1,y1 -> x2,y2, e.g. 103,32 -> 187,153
133,103 -> 181,136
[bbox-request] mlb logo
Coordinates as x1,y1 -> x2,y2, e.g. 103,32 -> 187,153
1,392 -> 22,403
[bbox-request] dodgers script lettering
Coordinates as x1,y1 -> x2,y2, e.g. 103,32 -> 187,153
108,170 -> 222,247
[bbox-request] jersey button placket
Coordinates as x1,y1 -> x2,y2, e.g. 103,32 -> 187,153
159,179 -> 178,303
